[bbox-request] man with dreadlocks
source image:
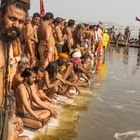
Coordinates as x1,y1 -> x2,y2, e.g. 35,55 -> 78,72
73,24 -> 84,49
0,0 -> 30,139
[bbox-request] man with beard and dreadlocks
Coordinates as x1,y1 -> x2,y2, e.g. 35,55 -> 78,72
0,0 -> 30,139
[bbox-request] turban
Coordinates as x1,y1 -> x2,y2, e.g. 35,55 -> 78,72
71,50 -> 82,58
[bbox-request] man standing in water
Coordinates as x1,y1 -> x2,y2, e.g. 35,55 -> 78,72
0,0 -> 30,139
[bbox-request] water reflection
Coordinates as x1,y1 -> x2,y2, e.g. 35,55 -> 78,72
102,56 -> 108,79
74,47 -> 140,140
33,47 -> 140,140
132,48 -> 140,75
96,56 -> 108,80
122,47 -> 129,65
96,57 -> 103,80
137,48 -> 140,66
115,47 -> 121,59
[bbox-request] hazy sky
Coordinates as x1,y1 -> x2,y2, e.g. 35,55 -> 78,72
30,0 -> 140,26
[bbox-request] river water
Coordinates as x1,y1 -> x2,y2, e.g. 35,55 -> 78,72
33,47 -> 140,140
74,47 -> 140,140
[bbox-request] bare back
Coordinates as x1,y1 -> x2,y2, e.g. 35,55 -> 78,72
65,27 -> 74,46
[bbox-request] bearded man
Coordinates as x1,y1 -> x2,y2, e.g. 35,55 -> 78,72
0,0 -> 30,139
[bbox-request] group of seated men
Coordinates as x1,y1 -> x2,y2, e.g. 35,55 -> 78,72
6,10 -> 109,139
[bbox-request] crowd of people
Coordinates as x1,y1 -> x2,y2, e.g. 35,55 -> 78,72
0,0 -> 110,140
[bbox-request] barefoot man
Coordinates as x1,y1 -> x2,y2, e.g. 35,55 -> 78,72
15,68 -> 51,129
0,0 -> 30,139
24,13 -> 41,67
38,12 -> 58,68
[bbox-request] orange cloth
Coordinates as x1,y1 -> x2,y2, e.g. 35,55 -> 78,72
97,40 -> 103,55
97,57 -> 102,80
53,47 -> 59,60
59,53 -> 69,60
38,22 -> 58,67
38,39 -> 58,68
38,44 -> 49,68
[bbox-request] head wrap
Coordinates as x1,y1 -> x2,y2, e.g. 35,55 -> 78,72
71,50 -> 82,58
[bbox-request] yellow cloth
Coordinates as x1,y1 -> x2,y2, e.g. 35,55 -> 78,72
59,65 -> 66,72
103,33 -> 109,47
101,63 -> 108,79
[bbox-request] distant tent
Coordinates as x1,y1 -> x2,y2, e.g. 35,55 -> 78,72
136,16 -> 140,22
40,0 -> 45,17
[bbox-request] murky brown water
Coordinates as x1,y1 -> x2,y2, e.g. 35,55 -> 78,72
33,47 -> 140,140
74,47 -> 140,140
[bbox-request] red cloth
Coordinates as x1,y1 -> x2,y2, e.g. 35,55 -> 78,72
40,0 -> 45,17
70,57 -> 81,67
